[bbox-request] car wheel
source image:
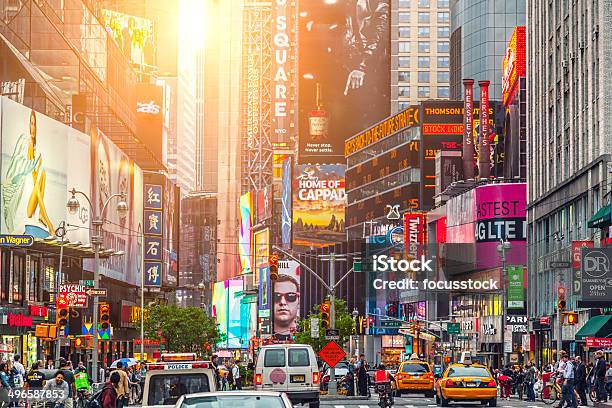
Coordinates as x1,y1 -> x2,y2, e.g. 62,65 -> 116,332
489,398 -> 497,407
309,402 -> 320,408
440,395 -> 451,407
480,401 -> 488,405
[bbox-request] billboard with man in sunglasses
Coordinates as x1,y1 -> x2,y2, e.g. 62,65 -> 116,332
273,260 -> 301,341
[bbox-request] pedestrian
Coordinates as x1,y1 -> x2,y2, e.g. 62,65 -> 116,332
525,361 -> 537,402
355,354 -> 368,397
594,350 -> 607,402
231,361 -> 242,390
220,369 -> 227,391
0,363 -> 11,408
46,358 -> 54,370
574,356 -> 588,406
99,363 -> 107,383
100,371 -> 121,408
59,358 -> 76,408
499,365 -> 513,400
11,356 -> 24,388
110,362 -> 129,408
557,353 -> 577,408
606,361 -> 612,401
210,355 -> 220,389
43,371 -> 70,408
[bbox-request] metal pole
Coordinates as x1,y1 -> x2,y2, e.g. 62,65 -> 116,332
557,269 -> 563,358
328,253 -> 337,395
141,238 -> 145,364
501,247 -> 507,367
55,226 -> 65,367
91,219 -> 102,383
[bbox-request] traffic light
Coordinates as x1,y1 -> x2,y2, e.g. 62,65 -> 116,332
56,303 -> 69,329
269,254 -> 279,281
563,312 -> 578,325
557,286 -> 566,310
320,301 -> 330,329
99,303 -> 110,330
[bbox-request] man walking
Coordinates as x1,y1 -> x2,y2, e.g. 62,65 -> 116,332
231,361 -> 242,391
110,362 -> 130,408
574,356 -> 588,406
59,359 -> 76,408
557,354 -> 577,408
525,361 -> 537,402
594,350 -> 607,402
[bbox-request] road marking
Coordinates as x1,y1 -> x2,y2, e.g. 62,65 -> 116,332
359,406 -> 369,408
333,406 -> 345,408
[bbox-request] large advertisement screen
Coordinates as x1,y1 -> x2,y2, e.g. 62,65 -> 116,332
273,260 -> 300,340
292,164 -> 346,250
239,192 -> 253,275
212,281 -> 228,348
298,0 -> 390,163
102,9 -> 156,68
0,98 -> 143,286
281,157 -> 292,248
253,228 -> 269,286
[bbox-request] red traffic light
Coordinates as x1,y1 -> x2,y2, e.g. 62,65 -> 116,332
320,302 -> 330,314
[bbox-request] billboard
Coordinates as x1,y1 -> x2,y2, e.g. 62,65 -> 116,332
281,157 -> 292,248
580,248 -> 612,303
474,183 -> 526,269
212,281 -> 228,348
298,0 -> 390,162
502,26 -> 526,106
292,164 -> 346,250
102,9 -> 156,68
253,228 -> 269,286
134,82 -> 164,161
507,265 -> 525,309
572,240 -> 593,295
256,186 -> 273,223
274,260 -> 300,340
228,279 -> 247,349
258,266 -> 271,335
239,192 -> 254,275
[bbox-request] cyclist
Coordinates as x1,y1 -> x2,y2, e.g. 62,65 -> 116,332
74,364 -> 91,408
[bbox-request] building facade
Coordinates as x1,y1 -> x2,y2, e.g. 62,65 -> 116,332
449,0 -> 526,100
393,0 -> 451,112
527,0 -> 612,363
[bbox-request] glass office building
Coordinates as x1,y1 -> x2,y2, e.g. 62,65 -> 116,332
449,0 -> 525,100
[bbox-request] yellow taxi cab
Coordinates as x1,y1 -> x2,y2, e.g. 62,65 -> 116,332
394,356 -> 435,397
435,352 -> 497,407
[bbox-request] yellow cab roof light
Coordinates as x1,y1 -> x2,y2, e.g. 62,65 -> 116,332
459,351 -> 472,365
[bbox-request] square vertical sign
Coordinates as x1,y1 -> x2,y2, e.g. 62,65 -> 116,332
144,236 -> 163,261
144,262 -> 162,286
144,184 -> 163,209
144,210 -> 163,235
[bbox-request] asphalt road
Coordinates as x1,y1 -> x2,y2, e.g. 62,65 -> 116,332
320,395 -> 551,407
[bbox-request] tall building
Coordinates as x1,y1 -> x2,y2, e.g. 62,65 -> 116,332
449,0 -> 525,100
393,0 -> 451,112
527,0 -> 612,361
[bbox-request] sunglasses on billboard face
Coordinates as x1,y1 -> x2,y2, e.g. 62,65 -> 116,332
274,292 -> 299,303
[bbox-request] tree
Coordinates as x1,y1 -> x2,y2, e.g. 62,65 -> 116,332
144,305 -> 220,357
294,298 -> 355,353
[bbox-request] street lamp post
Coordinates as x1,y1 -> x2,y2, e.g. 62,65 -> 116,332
67,188 -> 128,383
497,238 -> 512,367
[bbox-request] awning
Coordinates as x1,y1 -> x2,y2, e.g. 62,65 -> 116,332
587,205 -> 611,228
575,315 -> 612,341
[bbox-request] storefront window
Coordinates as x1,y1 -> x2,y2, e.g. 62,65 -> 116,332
12,253 -> 24,304
29,258 -> 40,302
0,251 -> 7,301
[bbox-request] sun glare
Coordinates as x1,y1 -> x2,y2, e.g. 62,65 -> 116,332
179,0 -> 206,46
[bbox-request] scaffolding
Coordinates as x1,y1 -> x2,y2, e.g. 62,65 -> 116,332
241,1 -> 274,194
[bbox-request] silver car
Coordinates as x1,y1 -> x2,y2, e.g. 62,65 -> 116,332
174,391 -> 294,408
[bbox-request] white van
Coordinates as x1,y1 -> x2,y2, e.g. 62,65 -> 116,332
142,354 -> 217,408
254,344 -> 320,408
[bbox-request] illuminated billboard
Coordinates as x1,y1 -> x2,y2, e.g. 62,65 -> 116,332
212,281 -> 228,348
502,26 -> 526,106
102,9 -> 156,68
273,260 -> 300,341
239,192 -> 254,275
253,228 -> 269,286
281,157 -> 292,248
292,164 -> 346,250
298,0 -> 390,163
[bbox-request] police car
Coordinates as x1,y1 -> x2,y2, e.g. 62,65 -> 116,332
142,353 -> 217,408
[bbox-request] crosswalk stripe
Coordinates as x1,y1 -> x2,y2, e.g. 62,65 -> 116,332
359,406 -> 369,408
334,405 -> 345,408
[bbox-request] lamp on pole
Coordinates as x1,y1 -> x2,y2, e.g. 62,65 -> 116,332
67,188 -> 128,383
496,237 -> 512,367
198,282 -> 206,308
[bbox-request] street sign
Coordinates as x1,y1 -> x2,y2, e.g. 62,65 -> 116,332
325,329 -> 339,340
447,323 -> 460,334
86,289 -> 107,297
550,261 -> 571,269
319,341 -> 346,368
80,280 -> 95,287
353,260 -> 362,272
310,317 -> 319,338
241,294 -> 258,304
380,320 -> 402,329
585,337 -> 612,348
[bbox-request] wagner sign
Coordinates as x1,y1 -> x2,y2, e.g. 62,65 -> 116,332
581,248 -> 612,302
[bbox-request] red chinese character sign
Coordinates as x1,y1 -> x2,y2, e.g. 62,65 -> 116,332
319,341 -> 346,368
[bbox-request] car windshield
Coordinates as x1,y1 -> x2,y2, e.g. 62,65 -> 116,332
401,363 -> 430,374
147,374 -> 211,406
447,366 -> 490,378
180,395 -> 286,408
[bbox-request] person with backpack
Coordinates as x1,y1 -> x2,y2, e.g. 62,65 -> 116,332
97,371 -> 121,408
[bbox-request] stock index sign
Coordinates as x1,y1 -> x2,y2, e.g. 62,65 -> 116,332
581,248 -> 612,302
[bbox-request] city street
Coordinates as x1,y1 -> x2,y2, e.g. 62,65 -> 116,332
320,396 -> 548,407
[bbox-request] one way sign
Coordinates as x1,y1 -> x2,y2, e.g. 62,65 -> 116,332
86,289 -> 107,297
